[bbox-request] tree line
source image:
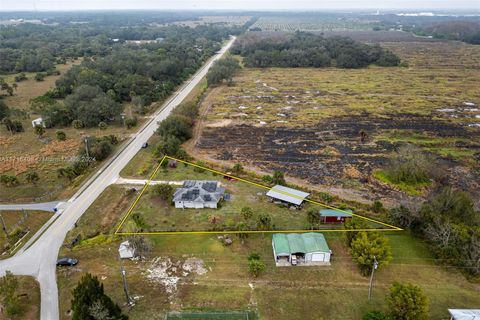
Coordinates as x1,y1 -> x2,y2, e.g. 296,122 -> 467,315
0,12 -> 249,74
16,26 -> 233,129
231,32 -> 401,69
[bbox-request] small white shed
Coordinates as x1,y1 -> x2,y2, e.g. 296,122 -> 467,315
32,117 -> 46,128
448,309 -> 480,320
118,240 -> 136,259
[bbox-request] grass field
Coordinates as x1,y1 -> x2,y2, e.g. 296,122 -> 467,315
0,275 -> 40,320
190,40 -> 480,205
58,226 -> 480,320
0,210 -> 53,258
118,161 -> 390,234
57,141 -> 480,320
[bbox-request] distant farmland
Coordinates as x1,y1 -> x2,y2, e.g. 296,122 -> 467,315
249,16 -> 374,32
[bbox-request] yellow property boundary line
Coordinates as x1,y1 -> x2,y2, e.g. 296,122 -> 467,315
115,155 -> 403,235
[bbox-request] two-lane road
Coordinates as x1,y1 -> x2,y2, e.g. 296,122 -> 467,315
0,36 -> 236,320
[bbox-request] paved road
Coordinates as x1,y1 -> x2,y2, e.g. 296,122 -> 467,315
0,201 -> 62,212
0,37 -> 236,320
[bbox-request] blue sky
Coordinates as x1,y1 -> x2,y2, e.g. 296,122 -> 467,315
0,0 -> 479,11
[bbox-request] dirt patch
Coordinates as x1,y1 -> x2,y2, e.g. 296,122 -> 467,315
142,256 -> 208,301
39,139 -> 80,156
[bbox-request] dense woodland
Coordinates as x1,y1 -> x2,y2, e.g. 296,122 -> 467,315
0,19 -> 247,129
232,32 -> 401,68
416,21 -> 480,44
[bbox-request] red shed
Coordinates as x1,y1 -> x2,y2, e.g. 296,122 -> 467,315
320,209 -> 353,224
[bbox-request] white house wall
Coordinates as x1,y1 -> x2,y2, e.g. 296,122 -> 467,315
174,201 -> 218,209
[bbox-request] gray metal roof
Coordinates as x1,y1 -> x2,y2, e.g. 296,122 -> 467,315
173,180 -> 225,204
266,185 -> 310,205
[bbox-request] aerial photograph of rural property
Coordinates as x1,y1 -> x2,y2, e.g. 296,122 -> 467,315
0,0 -> 479,319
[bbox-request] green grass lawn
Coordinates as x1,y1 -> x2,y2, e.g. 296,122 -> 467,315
121,164 -> 386,233
0,210 -> 53,258
57,231 -> 480,320
58,163 -> 478,320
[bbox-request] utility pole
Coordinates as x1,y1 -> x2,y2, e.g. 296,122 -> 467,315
368,256 -> 379,300
119,256 -> 133,307
84,136 -> 90,160
0,213 -> 8,238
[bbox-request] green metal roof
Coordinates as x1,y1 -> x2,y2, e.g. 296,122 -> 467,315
272,233 -> 330,254
319,209 -> 353,218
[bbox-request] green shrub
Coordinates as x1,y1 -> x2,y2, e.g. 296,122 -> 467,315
56,130 -> 67,141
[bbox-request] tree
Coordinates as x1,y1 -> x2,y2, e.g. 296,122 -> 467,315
344,218 -> 368,247
154,136 -> 181,157
207,56 -> 241,85
257,213 -> 272,237
350,232 -> 392,276
372,200 -> 384,213
25,171 -> 39,184
151,184 -> 174,201
248,255 -> 265,278
307,209 -> 319,229
56,130 -> 67,141
240,206 -> 254,221
421,187 -> 477,225
4,118 -> 24,134
388,205 -> 421,230
71,273 -> 127,320
34,73 -> 46,81
64,85 -> 122,127
232,163 -> 243,174
0,175 -> 19,187
89,140 -> 113,161
0,271 -> 21,316
0,100 -> 10,120
156,115 -> 192,142
124,117 -> 137,129
236,221 -> 249,244
98,121 -> 108,130
385,145 -> 433,186
272,170 -> 286,186
387,282 -> 429,320
34,125 -> 45,137
30,95 -> 55,113
126,235 -> 151,255
72,119 -> 84,129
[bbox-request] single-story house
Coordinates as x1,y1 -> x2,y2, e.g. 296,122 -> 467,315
448,309 -> 480,320
31,117 -> 46,128
320,209 -> 353,224
173,180 -> 225,209
266,185 -> 310,209
272,233 -> 331,266
118,240 -> 136,259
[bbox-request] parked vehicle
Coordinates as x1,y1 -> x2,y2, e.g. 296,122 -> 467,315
291,255 -> 297,266
56,258 -> 78,266
141,142 -> 149,148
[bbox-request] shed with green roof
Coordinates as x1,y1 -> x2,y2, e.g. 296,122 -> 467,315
272,233 -> 331,266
